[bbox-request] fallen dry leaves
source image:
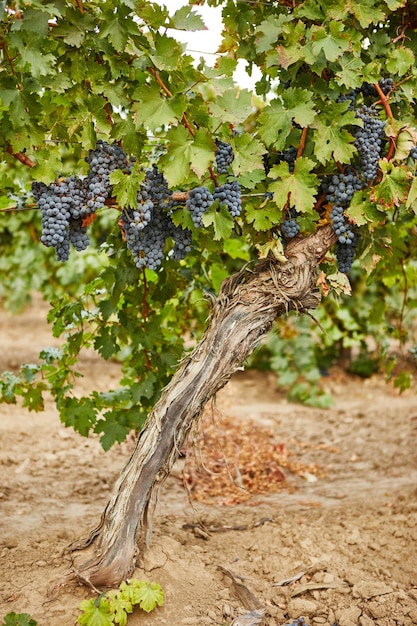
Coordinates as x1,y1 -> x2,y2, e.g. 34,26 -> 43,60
182,408 -> 328,505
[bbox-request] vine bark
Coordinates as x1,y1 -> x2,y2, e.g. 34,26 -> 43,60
57,225 -> 336,591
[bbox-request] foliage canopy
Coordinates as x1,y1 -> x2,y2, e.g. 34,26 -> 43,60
1,0 -> 417,446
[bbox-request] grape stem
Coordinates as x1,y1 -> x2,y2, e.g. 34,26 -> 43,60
75,0 -> 84,14
6,145 -> 35,168
296,127 -> 309,159
373,82 -> 396,161
1,41 -> 18,77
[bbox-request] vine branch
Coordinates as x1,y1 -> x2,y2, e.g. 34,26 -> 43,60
296,127 -> 309,159
6,145 -> 36,168
373,82 -> 396,161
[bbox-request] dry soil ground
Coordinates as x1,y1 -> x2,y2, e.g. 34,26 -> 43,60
1,296 -> 417,626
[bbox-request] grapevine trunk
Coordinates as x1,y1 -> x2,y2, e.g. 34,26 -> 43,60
59,226 -> 336,590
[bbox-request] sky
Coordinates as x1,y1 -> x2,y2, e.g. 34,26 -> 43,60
154,0 -> 261,90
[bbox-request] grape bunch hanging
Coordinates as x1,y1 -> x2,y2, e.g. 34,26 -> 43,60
32,141 -> 128,261
32,139 -> 242,269
266,77 -> 414,274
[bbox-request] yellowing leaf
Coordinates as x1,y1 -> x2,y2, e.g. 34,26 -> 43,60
386,47 -> 415,76
326,272 -> 352,295
77,597 -> 113,626
128,581 -> 164,613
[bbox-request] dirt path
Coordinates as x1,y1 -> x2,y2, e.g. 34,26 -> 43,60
1,297 -> 417,626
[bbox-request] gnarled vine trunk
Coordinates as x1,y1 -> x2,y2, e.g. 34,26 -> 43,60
62,225 -> 336,590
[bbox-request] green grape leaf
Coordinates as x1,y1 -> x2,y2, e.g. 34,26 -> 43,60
269,158 -> 318,213
17,42 -> 56,78
22,385 -> 45,412
201,204 -> 234,241
245,202 -> 282,231
231,134 -> 267,176
256,239 -> 287,262
258,89 -> 315,149
351,0 -> 386,27
254,15 -> 288,53
108,591 -> 133,626
209,263 -> 230,292
133,84 -> 186,132
208,88 -> 253,125
99,16 -> 128,52
384,0 -> 406,8
94,411 -> 131,451
149,33 -> 184,71
77,597 -> 113,626
335,57 -> 364,89
170,6 -> 207,31
129,581 -> 165,613
2,612 -> 37,626
109,168 -> 144,209
313,105 -> 357,164
386,46 -> 414,76
60,397 -> 98,437
310,22 -> 350,62
159,127 -> 215,186
258,102 -> 292,150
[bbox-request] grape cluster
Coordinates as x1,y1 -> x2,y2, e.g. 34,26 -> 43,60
281,207 -> 300,239
335,230 -> 359,273
33,142 -> 128,261
144,165 -> 173,211
186,186 -> 214,227
85,140 -> 128,215
320,170 -> 364,273
121,206 -> 171,271
213,180 -> 242,218
263,146 -> 297,175
337,87 -> 360,110
170,224 -> 192,261
353,105 -> 385,181
278,146 -> 297,173
361,77 -> 394,98
215,140 -> 234,174
69,219 -> 90,252
32,178 -> 87,262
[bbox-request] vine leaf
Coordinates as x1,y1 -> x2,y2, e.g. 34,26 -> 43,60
133,84 -> 186,132
245,203 -> 282,231
202,204 -> 234,240
310,22 -> 350,62
386,47 -> 415,76
258,89 -> 316,150
171,6 -> 207,31
269,158 -> 318,213
108,591 -> 133,626
2,613 -> 38,626
208,88 -> 254,125
129,582 -> 165,613
159,127 -> 215,186
313,105 -> 357,165
77,598 -> 113,626
370,160 -> 409,209
406,176 -> 417,214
